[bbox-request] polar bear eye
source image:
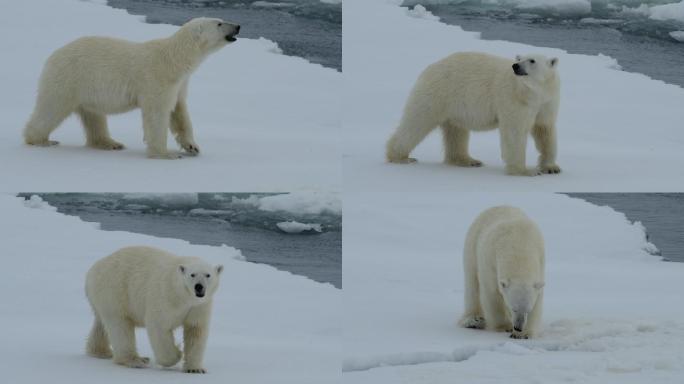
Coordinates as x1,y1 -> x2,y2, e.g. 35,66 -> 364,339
206,274 -> 211,278
191,273 -> 196,278
530,59 -> 535,64
218,23 -> 222,27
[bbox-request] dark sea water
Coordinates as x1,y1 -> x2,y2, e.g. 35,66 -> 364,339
566,193 -> 684,262
105,0 -> 342,70
22,193 -> 342,288
405,0 -> 684,87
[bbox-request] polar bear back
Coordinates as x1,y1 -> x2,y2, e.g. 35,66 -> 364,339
408,52 -> 514,131
41,37 -> 158,115
465,206 -> 545,282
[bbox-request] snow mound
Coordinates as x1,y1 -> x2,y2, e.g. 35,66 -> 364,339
406,5 -> 440,21
511,0 -> 591,16
650,1 -> 684,23
23,195 -> 57,211
276,221 -> 323,233
669,30 -> 684,41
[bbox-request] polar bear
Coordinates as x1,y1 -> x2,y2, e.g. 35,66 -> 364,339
85,246 -> 223,373
386,52 -> 561,176
24,18 -> 240,159
459,206 -> 545,339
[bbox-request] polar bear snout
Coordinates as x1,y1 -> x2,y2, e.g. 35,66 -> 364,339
194,283 -> 205,298
512,312 -> 528,332
224,23 -> 240,42
512,63 -> 527,76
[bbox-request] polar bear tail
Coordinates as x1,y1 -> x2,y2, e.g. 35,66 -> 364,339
86,316 -> 112,359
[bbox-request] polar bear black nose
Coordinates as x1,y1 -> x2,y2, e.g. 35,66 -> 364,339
512,63 -> 520,71
194,284 -> 204,293
235,25 -> 241,33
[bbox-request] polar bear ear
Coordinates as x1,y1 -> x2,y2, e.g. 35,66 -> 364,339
534,282 -> 545,289
515,55 -> 522,61
179,265 -> 186,274
215,265 -> 224,275
549,58 -> 558,67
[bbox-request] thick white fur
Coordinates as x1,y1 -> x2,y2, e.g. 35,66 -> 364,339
386,52 -> 561,176
459,206 -> 545,339
85,246 -> 223,373
24,17 -> 239,158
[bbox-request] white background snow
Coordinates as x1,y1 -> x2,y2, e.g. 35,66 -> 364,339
0,194 -> 340,383
0,0 -> 340,192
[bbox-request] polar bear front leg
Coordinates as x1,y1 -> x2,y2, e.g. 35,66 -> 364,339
182,304 -> 211,373
171,99 -> 200,156
480,287 -> 511,332
499,118 -> 540,176
147,325 -> 182,367
102,317 -> 150,368
532,124 -> 561,174
142,101 -> 181,159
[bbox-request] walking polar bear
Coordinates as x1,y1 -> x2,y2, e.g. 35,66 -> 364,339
459,206 -> 545,339
24,18 -> 240,159
85,246 -> 223,373
386,52 -> 561,176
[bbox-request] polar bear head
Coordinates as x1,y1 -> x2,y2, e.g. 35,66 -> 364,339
178,259 -> 224,303
180,17 -> 241,54
498,278 -> 544,332
512,54 -> 558,83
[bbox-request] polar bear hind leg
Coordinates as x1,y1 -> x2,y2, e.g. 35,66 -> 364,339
442,122 -> 483,167
77,108 -> 124,150
86,315 -> 112,359
24,91 -> 75,146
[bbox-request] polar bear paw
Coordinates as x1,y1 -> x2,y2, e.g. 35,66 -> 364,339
448,156 -> 483,167
539,164 -> 561,174
460,315 -> 486,329
26,139 -> 59,147
510,331 -> 530,339
184,366 -> 207,374
90,139 -> 125,150
388,157 -> 417,164
506,166 -> 541,177
181,142 -> 200,156
116,355 -> 150,368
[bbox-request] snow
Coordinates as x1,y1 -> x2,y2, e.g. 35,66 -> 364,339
342,191 -> 684,383
0,0 -> 340,192
511,0 -> 591,16
343,0 -> 684,192
233,191 -> 342,215
406,5 -> 440,21
650,1 -> 684,23
0,194 -> 339,383
276,221 -> 323,233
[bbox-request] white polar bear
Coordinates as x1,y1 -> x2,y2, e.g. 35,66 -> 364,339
386,52 -> 561,176
85,246 -> 223,373
459,206 -> 545,339
24,18 -> 240,159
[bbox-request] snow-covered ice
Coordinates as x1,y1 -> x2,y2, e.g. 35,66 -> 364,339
233,191 -> 342,215
0,194 -> 339,383
277,220 -> 323,233
0,0 -> 340,192
343,0 -> 684,191
342,191 -> 684,383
